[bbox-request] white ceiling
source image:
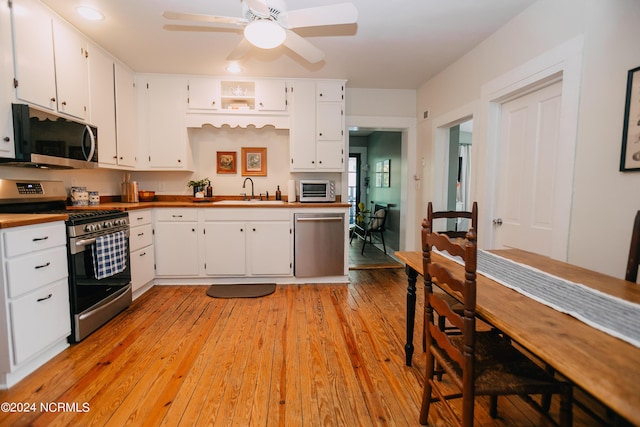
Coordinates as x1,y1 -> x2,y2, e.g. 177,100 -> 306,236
39,0 -> 536,90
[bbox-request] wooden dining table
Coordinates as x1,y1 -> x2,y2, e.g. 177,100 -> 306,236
395,248 -> 640,425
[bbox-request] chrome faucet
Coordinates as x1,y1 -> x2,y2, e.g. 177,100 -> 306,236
242,177 -> 254,200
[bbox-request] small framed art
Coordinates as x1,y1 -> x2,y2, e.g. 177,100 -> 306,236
620,66 -> 640,172
241,147 -> 267,176
216,151 -> 237,174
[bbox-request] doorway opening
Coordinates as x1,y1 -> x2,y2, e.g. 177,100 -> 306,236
347,153 -> 361,225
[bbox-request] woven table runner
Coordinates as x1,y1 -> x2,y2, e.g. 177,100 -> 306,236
438,249 -> 640,348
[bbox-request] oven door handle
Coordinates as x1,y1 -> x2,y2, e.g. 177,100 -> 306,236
75,237 -> 97,248
70,230 -> 129,254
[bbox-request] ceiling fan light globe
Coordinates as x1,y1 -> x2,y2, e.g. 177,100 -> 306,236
244,20 -> 286,49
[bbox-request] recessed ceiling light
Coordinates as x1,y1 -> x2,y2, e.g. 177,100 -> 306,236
226,62 -> 243,74
76,6 -> 104,21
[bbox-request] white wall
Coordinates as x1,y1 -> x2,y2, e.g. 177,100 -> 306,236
415,0 -> 640,279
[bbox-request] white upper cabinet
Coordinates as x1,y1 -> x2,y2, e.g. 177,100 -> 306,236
290,80 -> 345,172
89,45 -> 117,165
255,80 -> 287,111
0,1 -> 14,158
91,47 -> 137,169
11,0 -> 89,120
137,75 -> 190,170
114,63 -> 137,167
186,78 -> 287,123
188,78 -> 220,110
11,0 -> 57,111
52,19 -> 89,119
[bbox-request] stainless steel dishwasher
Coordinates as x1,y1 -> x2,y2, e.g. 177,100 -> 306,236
294,213 -> 345,277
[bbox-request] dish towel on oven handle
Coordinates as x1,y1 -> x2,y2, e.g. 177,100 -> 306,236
92,231 -> 127,280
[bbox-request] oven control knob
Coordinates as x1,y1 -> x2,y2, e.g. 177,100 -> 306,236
103,221 -> 113,228
84,224 -> 100,232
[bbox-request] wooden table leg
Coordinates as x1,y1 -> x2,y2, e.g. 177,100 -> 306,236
405,264 -> 418,366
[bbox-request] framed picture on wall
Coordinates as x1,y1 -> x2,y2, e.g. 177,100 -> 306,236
216,151 -> 237,174
241,147 -> 267,176
375,159 -> 391,187
620,65 -> 640,172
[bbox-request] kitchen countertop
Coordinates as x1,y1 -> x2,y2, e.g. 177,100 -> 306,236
0,199 -> 349,228
66,200 -> 351,211
0,213 -> 68,229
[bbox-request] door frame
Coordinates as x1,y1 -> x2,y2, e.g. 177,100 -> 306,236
477,36 -> 584,261
346,115 -> 417,250
432,101 -> 479,212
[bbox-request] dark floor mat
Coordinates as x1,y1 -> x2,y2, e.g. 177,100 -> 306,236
206,283 -> 276,298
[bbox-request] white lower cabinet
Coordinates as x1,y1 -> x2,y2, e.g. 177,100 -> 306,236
154,209 -> 199,276
0,221 -> 70,388
10,279 -> 70,365
129,210 -> 155,293
203,209 -> 292,277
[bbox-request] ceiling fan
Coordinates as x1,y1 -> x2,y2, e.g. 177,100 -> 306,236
162,0 -> 358,64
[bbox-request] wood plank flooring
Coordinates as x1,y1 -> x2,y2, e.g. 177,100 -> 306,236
0,269 -> 611,426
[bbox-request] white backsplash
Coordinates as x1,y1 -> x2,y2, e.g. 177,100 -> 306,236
0,126 -> 342,198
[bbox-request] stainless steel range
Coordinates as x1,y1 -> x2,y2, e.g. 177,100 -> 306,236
0,179 -> 132,342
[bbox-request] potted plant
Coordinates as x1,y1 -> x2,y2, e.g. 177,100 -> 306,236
187,178 -> 210,197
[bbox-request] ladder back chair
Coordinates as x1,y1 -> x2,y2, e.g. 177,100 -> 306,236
626,210 -> 640,283
350,203 -> 388,254
419,220 -> 573,427
424,202 -> 478,349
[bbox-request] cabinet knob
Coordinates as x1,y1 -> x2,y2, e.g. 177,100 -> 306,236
211,101 -> 216,105
259,102 -> 263,107
2,137 -> 9,142
50,97 -> 56,102
61,101 -> 67,106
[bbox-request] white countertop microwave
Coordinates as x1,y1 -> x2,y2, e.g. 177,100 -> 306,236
299,180 -> 336,203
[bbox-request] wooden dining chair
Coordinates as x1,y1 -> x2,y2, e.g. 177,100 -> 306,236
350,203 -> 388,254
427,201 -> 478,240
626,210 -> 640,283
423,201 -> 478,349
419,220 -> 573,427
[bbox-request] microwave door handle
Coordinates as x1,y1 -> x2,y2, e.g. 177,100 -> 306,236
81,125 -> 96,161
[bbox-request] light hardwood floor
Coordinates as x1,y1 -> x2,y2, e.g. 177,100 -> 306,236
0,269 -> 610,426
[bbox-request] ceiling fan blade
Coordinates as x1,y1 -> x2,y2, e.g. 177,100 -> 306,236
163,24 -> 243,34
283,30 -> 325,63
283,3 -> 358,29
226,38 -> 252,61
243,0 -> 270,19
162,11 -> 247,27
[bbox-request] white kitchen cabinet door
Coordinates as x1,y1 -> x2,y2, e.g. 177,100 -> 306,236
11,0 -> 57,111
316,81 -> 344,103
131,246 -> 155,292
89,45 -> 117,166
204,222 -> 246,275
317,102 -> 343,141
255,80 -> 287,111
154,221 -> 199,276
0,1 -> 14,158
247,221 -> 291,275
316,140 -> 345,170
289,80 -> 317,171
114,63 -> 137,167
10,279 -> 70,365
188,78 -> 220,110
52,19 -> 89,120
142,76 -> 189,169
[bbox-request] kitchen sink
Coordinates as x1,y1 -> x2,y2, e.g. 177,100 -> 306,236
212,200 -> 286,205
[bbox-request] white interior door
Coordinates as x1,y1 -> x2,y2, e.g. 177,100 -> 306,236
493,81 -> 562,256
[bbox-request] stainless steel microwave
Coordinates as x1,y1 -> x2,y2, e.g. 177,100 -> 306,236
299,180 -> 336,203
4,103 -> 98,169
